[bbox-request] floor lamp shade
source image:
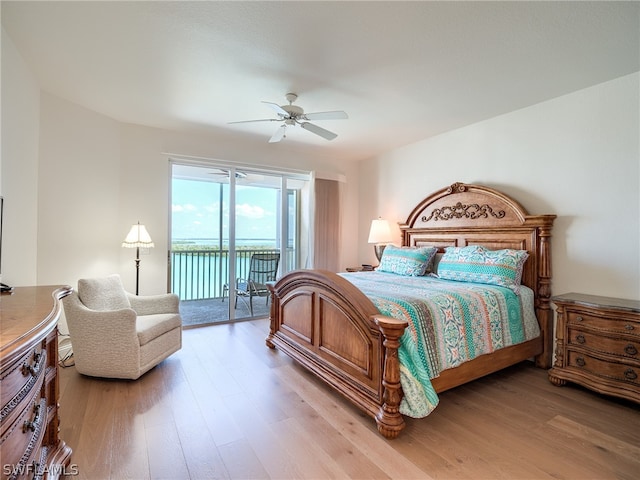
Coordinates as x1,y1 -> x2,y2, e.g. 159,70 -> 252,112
122,222 -> 154,248
368,218 -> 393,262
122,222 -> 154,295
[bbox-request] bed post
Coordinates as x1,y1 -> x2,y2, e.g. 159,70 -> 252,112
535,218 -> 555,369
265,284 -> 277,349
374,315 -> 409,440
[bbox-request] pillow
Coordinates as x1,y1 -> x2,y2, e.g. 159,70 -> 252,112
377,245 -> 438,276
78,274 -> 131,311
436,245 -> 529,292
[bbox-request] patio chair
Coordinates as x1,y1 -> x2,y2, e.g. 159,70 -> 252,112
223,253 -> 280,315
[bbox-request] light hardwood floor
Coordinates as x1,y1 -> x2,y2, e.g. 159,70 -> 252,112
59,319 -> 640,480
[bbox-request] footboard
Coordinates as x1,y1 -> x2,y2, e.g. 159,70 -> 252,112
266,269 -> 408,439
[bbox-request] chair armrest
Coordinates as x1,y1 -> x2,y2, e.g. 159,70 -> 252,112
127,292 -> 180,315
63,294 -> 138,338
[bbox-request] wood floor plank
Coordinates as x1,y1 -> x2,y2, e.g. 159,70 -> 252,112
175,421 -> 230,480
220,392 -> 308,479
217,438 -> 270,479
145,422 -> 190,480
270,388 -> 390,479
545,415 -> 640,480
109,380 -> 150,480
274,362 -> 429,479
269,416 -> 351,479
547,414 -> 640,462
401,395 -> 534,480
441,385 -> 624,479
72,379 -> 117,480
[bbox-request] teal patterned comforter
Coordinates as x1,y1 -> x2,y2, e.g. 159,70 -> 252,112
341,271 -> 539,418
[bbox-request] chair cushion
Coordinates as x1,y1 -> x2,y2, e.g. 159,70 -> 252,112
78,274 -> 131,311
136,313 -> 182,346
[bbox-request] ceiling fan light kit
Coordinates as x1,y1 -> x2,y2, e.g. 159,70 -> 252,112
229,93 -> 348,143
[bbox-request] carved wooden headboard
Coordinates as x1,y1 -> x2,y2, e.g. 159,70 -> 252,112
399,182 -> 556,367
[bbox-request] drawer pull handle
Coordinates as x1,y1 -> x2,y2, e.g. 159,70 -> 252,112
625,324 -> 635,331
22,351 -> 43,377
23,403 -> 42,433
576,357 -> 586,367
624,369 -> 638,381
625,344 -> 638,356
576,316 -> 584,322
576,334 -> 586,344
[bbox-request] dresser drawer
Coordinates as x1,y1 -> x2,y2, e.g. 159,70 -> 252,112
1,349 -> 46,426
567,350 -> 640,386
568,328 -> 640,361
1,387 -> 47,480
567,310 -> 640,336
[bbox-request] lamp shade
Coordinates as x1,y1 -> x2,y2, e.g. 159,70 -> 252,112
122,222 -> 154,248
367,218 -> 393,244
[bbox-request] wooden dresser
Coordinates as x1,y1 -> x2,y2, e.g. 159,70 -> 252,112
1,286 -> 72,480
549,292 -> 640,404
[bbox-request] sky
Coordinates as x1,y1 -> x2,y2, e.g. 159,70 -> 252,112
172,178 -> 278,243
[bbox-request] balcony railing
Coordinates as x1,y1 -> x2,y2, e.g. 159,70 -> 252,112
170,248 -> 289,301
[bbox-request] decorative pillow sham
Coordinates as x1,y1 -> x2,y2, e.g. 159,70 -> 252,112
436,245 -> 529,292
377,245 -> 438,276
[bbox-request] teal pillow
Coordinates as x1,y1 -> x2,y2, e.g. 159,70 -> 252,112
437,245 -> 529,293
378,245 -> 438,276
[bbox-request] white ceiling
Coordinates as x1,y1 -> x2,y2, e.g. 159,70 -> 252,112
3,1 -> 639,162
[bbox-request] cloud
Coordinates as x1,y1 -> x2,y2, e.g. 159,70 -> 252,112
172,203 -> 198,213
203,203 -> 219,213
236,203 -> 268,219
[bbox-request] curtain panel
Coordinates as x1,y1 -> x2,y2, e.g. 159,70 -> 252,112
313,178 -> 343,272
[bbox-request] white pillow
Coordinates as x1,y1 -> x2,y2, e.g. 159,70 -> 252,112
78,274 -> 131,311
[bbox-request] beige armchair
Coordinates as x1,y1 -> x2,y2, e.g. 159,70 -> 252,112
63,274 -> 182,379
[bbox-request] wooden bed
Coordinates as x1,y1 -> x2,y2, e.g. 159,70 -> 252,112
266,182 -> 556,439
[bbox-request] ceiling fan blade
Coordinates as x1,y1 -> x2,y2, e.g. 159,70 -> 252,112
269,125 -> 287,143
300,122 -> 338,141
262,101 -> 289,117
228,118 -> 279,124
303,111 -> 349,121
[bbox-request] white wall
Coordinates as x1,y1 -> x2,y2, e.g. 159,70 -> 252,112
37,93 -> 122,286
0,28 -> 40,286
358,73 -> 640,301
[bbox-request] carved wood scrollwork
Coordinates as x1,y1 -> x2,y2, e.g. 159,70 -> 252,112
447,182 -> 467,193
421,202 -> 506,222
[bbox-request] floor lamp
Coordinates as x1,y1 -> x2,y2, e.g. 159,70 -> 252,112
122,222 -> 154,295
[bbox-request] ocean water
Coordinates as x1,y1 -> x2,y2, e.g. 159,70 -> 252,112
172,238 -> 277,248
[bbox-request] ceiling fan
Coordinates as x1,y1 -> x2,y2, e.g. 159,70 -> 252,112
228,93 -> 348,143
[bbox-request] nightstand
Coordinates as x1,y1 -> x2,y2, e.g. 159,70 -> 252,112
346,265 -> 375,272
548,293 -> 640,404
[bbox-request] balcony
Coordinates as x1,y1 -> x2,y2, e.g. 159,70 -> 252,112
171,247 -> 286,326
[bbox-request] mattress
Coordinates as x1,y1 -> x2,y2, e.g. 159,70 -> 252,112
341,271 -> 540,417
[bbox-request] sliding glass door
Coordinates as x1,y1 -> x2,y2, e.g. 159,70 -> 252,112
169,161 -> 310,325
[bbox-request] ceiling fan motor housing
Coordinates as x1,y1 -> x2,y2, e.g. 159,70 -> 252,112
281,104 -> 304,118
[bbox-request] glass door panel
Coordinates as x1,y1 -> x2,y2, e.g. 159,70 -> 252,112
233,172 -> 281,320
170,162 -> 309,326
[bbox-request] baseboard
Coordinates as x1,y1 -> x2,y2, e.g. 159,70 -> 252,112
58,336 -> 73,364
